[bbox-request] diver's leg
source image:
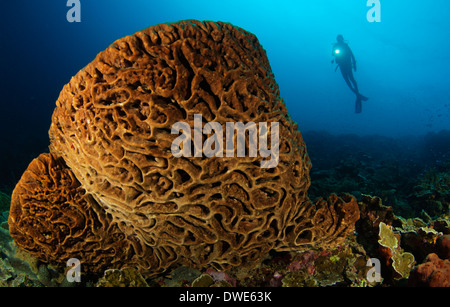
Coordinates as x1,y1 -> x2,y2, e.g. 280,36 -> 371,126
348,71 -> 368,101
341,70 -> 358,94
348,72 -> 359,94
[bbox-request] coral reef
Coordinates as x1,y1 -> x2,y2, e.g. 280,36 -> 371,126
191,274 -> 215,287
408,167 -> 450,219
436,234 -> 450,259
355,195 -> 449,286
0,218 -> 67,287
96,268 -> 149,287
282,243 -> 368,287
304,131 -> 450,219
204,234 -> 374,288
399,218 -> 446,262
160,266 -> 202,287
1,191 -> 448,287
8,20 -> 359,276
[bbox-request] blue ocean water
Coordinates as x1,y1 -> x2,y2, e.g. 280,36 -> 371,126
2,0 -> 449,140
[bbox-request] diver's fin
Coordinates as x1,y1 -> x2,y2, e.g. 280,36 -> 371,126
358,93 -> 369,101
355,96 -> 362,113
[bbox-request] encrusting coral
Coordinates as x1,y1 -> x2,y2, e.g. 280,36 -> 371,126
9,20 -> 359,275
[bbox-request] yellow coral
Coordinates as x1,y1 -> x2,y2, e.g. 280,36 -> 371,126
378,222 -> 415,279
391,252 -> 415,279
378,222 -> 398,249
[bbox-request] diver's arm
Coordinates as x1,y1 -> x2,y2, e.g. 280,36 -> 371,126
331,45 -> 337,63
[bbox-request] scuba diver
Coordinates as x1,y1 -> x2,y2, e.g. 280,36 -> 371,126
332,34 -> 368,113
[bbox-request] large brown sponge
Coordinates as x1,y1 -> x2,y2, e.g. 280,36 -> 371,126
9,20 -> 359,275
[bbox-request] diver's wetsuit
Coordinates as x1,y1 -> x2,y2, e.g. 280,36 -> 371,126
332,40 -> 368,113
332,42 -> 359,95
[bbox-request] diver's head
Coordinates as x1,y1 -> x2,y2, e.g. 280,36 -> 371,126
336,34 -> 344,43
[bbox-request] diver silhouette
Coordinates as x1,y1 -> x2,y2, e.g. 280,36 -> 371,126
332,34 -> 368,113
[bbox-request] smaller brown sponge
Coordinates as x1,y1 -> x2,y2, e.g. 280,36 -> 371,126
8,153 -> 134,272
408,253 -> 450,287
